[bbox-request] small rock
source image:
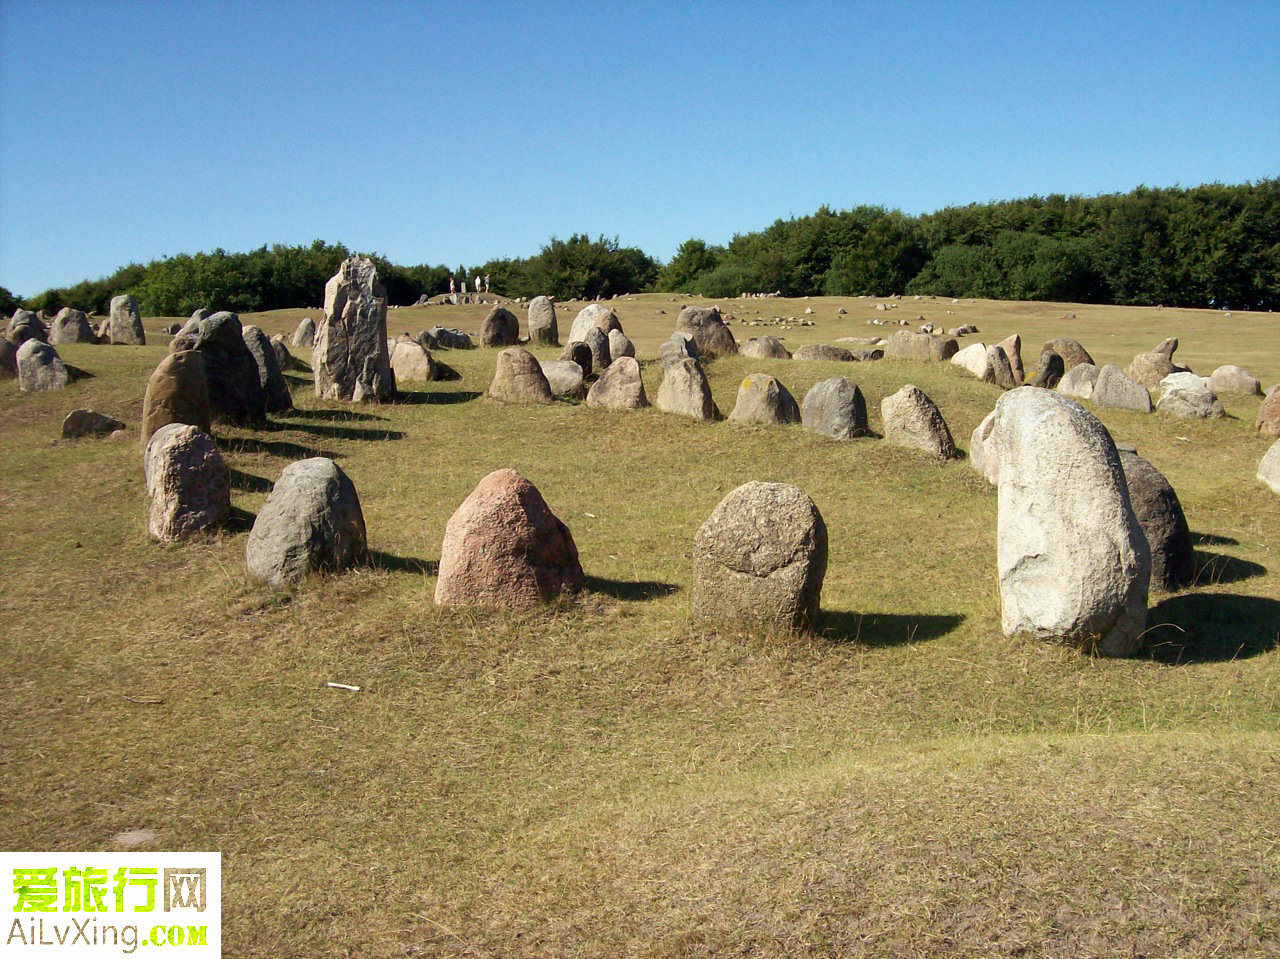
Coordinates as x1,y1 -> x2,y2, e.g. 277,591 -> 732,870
62,409 -> 126,439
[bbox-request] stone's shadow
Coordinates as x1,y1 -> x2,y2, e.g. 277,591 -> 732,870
1145,593 -> 1280,664
821,611 -> 965,647
393,390 -> 483,406
226,506 -> 256,534
222,436 -> 341,460
1192,531 -> 1239,547
65,365 -> 95,382
433,362 -> 462,381
227,468 -> 273,494
1192,551 -> 1267,586
368,549 -> 437,575
277,421 -> 405,442
284,408 -> 387,423
584,575 -> 679,602
283,372 -> 312,385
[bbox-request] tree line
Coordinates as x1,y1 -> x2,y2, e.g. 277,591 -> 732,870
6,180 -> 1277,316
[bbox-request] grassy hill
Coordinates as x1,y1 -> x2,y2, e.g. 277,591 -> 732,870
2,293 -> 1277,956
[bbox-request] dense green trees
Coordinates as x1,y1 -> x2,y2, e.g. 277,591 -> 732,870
10,181 -> 1277,315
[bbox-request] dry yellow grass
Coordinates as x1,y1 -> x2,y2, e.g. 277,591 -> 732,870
1,294 -> 1277,957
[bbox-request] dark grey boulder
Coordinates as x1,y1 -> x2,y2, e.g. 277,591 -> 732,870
583,327 -> 612,373
108,295 -> 145,345
559,341 -> 593,377
183,312 -> 267,425
676,306 -> 737,356
242,325 -> 293,413
793,344 -> 854,363
801,377 -> 869,439
1117,449 -> 1194,590
16,340 -> 68,391
50,308 -> 94,344
1027,349 -> 1065,389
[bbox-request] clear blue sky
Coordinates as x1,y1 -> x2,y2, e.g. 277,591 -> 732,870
1,0 -> 1277,297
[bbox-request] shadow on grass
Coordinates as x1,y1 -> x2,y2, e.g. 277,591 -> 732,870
393,390 -> 483,406
66,365 -> 95,382
228,468 -> 273,494
1145,593 -> 1280,664
821,611 -> 965,647
433,362 -> 463,381
226,506 -> 256,534
222,436 -> 341,460
584,575 -> 679,602
284,372 -> 312,385
274,421 -> 405,442
1192,551 -> 1267,586
283,408 -> 387,423
368,549 -> 437,575
1191,531 -> 1238,547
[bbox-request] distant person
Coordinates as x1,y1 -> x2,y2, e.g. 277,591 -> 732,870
474,275 -> 481,296
483,274 -> 490,292
449,275 -> 455,295
461,280 -> 467,294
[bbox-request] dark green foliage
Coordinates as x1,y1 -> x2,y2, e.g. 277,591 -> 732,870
476,234 -> 659,301
0,286 -> 22,316
656,239 -> 724,291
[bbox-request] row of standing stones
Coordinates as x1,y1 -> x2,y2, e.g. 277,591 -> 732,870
14,256 -> 1280,654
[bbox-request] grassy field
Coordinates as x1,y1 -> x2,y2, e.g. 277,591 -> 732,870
2,293 -> 1278,957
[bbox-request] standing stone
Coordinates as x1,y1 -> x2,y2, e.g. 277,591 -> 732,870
1208,365 -> 1262,396
144,424 -> 230,542
659,332 -> 699,367
0,339 -> 17,379
969,408 -> 999,485
390,339 -> 436,383
991,388 -> 1150,656
1057,363 -> 1100,401
951,342 -> 989,377
246,458 -> 367,586
7,310 -> 47,345
801,378 -> 868,439
1117,448 -> 1194,590
50,308 -> 94,344
558,341 -> 593,377
1041,338 -> 1093,372
793,344 -> 854,362
1156,372 -> 1224,419
527,296 -> 559,345
607,328 -> 635,360
583,326 -> 612,372
1093,365 -> 1153,413
183,312 -> 267,425
998,333 -> 1024,384
108,295 -> 146,345
586,355 -> 648,410
140,351 -> 213,452
881,384 -> 957,459
270,334 -> 294,372
62,409 -> 126,439
1258,440 -> 1280,495
884,330 -> 959,362
727,373 -> 800,426
985,345 -> 1016,389
1127,338 -> 1189,389
656,357 -> 717,421
1027,350 -> 1065,388
190,308 -> 213,324
242,325 -> 293,413
488,348 -> 553,405
692,481 -> 827,631
292,316 -> 316,349
428,326 -> 474,350
675,306 -> 737,356
16,340 -> 68,391
314,257 -> 394,402
740,335 -> 790,360
1258,386 -> 1280,438
170,318 -> 201,350
539,360 -> 586,399
568,304 -> 621,344
480,306 -> 520,347
434,468 -> 584,608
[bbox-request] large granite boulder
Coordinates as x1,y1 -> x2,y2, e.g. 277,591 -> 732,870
144,424 -> 230,543
1041,338 -> 1093,372
692,481 -> 827,631
489,348 -> 553,404
527,296 -> 558,346
586,355 -> 648,410
656,357 -> 717,421
1208,365 -> 1262,396
568,304 -> 621,344
314,257 -> 394,402
1258,440 -> 1280,495
16,340 -> 68,391
793,344 -> 854,363
659,332 -> 699,367
1156,372 -> 1224,419
727,373 -> 800,426
0,339 -> 17,379
270,334 -> 295,372
180,311 -> 267,425
108,295 -> 145,345
140,351 -> 213,452
1027,349 -> 1065,389
1258,386 -> 1280,438
1127,337 -> 1189,389
50,308 -> 95,344
292,316 -> 316,349
479,306 -> 520,347
583,326 -> 612,372
881,384 -> 957,459
607,328 -> 635,361
539,359 -> 586,399
998,333 -> 1024,384
558,341 -> 593,377
1057,362 -> 1100,401
390,338 -> 436,383
245,458 -> 368,586
801,377 -> 868,440
675,306 -> 737,356
434,468 -> 583,608
242,325 -> 293,413
7,310 -> 47,345
884,330 -> 958,362
985,345 -> 1016,389
951,342 -> 989,377
1092,365 -> 1152,413
740,335 -> 790,360
991,388 -> 1150,655
427,326 -> 473,350
969,408 -> 999,485
1117,448 -> 1194,590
